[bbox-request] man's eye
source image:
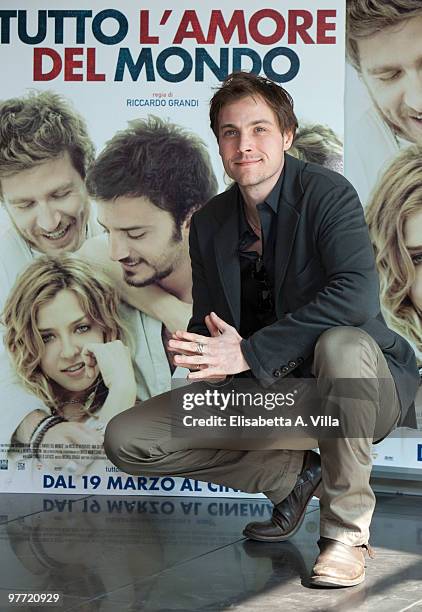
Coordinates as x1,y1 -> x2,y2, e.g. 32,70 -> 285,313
51,190 -> 71,199
223,130 -> 237,137
17,202 -> 35,210
128,232 -> 146,240
255,126 -> 266,132
378,71 -> 401,82
76,325 -> 90,334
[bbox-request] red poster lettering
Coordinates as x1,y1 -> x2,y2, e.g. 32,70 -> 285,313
139,10 -> 159,44
288,11 -> 314,44
317,10 -> 337,44
249,9 -> 285,45
173,10 -> 206,44
33,48 -> 61,81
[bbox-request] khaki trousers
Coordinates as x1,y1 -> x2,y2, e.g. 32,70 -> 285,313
104,327 -> 401,547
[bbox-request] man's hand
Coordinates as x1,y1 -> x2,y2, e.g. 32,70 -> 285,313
168,312 -> 250,380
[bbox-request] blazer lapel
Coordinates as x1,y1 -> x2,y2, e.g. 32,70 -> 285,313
274,155 -> 303,306
274,204 -> 300,305
214,200 -> 241,327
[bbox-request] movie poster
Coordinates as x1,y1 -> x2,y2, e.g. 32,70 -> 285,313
0,0 -> 346,494
344,2 -> 422,472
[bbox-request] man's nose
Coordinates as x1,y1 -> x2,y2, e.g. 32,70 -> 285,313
36,203 -> 61,232
404,73 -> 422,113
237,132 -> 253,153
109,233 -> 130,262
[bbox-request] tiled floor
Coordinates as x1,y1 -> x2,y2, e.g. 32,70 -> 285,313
0,493 -> 421,611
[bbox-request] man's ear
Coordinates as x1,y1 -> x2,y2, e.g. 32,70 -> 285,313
283,130 -> 294,152
182,210 -> 195,231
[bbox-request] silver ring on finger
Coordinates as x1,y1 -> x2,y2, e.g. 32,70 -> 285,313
196,342 -> 205,355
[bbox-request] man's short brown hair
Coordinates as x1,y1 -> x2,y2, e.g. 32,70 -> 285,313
0,90 -> 94,199
346,0 -> 422,71
209,72 -> 298,140
86,116 -> 218,232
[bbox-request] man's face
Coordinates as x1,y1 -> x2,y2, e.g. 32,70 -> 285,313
97,195 -> 188,287
217,95 -> 293,191
1,152 -> 89,254
404,209 -> 422,315
358,15 -> 422,143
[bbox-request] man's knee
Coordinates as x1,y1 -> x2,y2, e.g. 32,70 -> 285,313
314,326 -> 378,378
104,409 -> 151,472
104,412 -> 133,470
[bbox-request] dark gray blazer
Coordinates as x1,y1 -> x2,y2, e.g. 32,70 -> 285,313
188,154 -> 419,428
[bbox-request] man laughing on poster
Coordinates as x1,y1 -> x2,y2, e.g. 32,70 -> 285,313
346,0 -> 422,204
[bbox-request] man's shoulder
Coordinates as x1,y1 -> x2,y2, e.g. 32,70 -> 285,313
0,225 -> 34,307
77,233 -> 107,260
281,154 -> 360,214
0,224 -> 32,266
192,183 -> 237,225
298,158 -> 354,195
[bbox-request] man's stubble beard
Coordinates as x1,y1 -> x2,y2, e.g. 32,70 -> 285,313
230,160 -> 284,190
123,263 -> 175,288
123,223 -> 184,288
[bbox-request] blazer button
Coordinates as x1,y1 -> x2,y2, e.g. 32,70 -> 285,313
288,361 -> 296,368
281,366 -> 289,374
297,357 -> 304,364
273,369 -> 281,377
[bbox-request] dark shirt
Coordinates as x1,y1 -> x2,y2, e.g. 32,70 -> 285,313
238,171 -> 284,338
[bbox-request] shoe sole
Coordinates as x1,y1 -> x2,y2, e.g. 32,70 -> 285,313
242,478 -> 322,542
308,571 -> 365,588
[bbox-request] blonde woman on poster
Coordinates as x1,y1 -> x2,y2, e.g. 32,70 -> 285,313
366,145 -> 422,366
290,123 -> 343,174
1,255 -> 140,478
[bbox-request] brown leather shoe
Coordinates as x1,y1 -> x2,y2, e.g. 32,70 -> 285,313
309,537 -> 375,587
243,450 -> 321,542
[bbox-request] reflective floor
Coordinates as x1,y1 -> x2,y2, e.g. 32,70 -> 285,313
0,493 -> 421,611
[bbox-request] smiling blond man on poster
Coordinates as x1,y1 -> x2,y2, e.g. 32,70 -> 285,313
345,0 -> 422,205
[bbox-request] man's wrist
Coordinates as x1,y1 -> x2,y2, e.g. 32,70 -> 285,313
206,375 -> 234,387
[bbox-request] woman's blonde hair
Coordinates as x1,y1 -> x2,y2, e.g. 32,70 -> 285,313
366,145 -> 422,356
289,123 -> 343,173
2,256 -> 128,410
